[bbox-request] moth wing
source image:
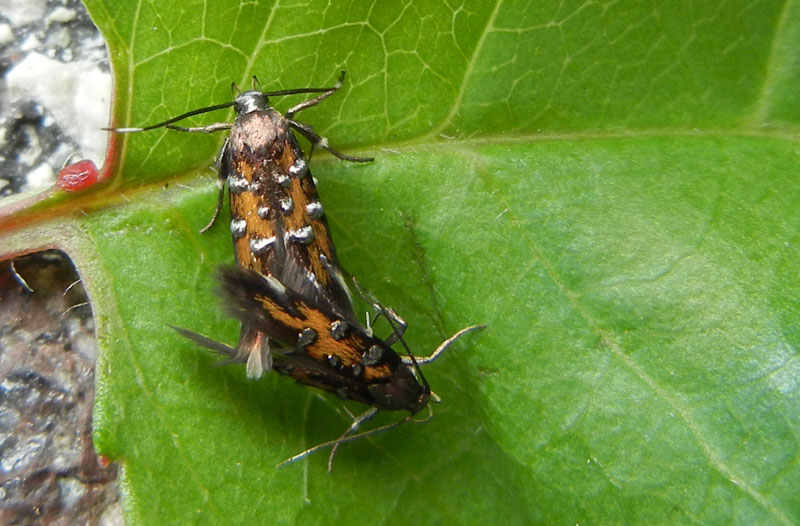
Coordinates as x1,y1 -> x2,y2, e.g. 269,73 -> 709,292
216,266 -> 375,404
216,265 -> 301,346
274,134 -> 357,320
169,324 -> 275,379
227,128 -> 358,325
239,326 -> 272,379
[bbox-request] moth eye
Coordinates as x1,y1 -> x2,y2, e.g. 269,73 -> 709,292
351,364 -> 363,378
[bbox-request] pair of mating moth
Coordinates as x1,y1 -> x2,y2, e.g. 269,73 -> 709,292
114,72 -> 482,469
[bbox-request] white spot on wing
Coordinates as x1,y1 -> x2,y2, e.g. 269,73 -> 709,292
306,201 -> 324,219
228,174 -> 249,193
250,236 -> 276,255
289,158 -> 307,176
287,225 -> 314,244
230,219 -> 247,238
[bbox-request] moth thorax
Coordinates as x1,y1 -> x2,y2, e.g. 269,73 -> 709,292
234,91 -> 269,115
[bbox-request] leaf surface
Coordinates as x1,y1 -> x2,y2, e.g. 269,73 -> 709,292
1,0 -> 798,524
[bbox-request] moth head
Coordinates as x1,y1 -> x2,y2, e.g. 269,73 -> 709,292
233,91 -> 269,116
367,364 -> 430,414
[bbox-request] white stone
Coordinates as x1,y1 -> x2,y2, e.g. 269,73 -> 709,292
0,0 -> 47,26
47,7 -> 76,23
24,163 -> 55,191
0,24 -> 14,46
20,34 -> 41,51
6,52 -> 112,168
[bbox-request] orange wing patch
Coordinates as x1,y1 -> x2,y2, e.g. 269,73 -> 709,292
254,290 -> 393,382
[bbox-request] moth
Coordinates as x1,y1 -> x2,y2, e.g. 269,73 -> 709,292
113,72 -> 369,380
175,266 -> 482,469
111,72 -> 483,468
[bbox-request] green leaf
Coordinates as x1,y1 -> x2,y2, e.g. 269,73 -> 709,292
1,0 -> 798,524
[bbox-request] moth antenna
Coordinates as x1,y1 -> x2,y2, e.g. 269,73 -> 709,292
106,71 -> 351,133
260,71 -> 348,99
251,75 -> 261,91
378,303 -> 430,396
105,101 -> 235,132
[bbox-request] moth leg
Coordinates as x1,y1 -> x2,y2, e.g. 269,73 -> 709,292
326,406 -> 379,470
276,407 -> 435,471
318,254 -> 356,317
377,307 -> 408,345
350,277 -> 408,344
285,70 -> 345,117
164,122 -> 232,133
288,119 -> 373,163
363,311 -> 374,338
402,324 -> 486,366
200,137 -> 230,233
